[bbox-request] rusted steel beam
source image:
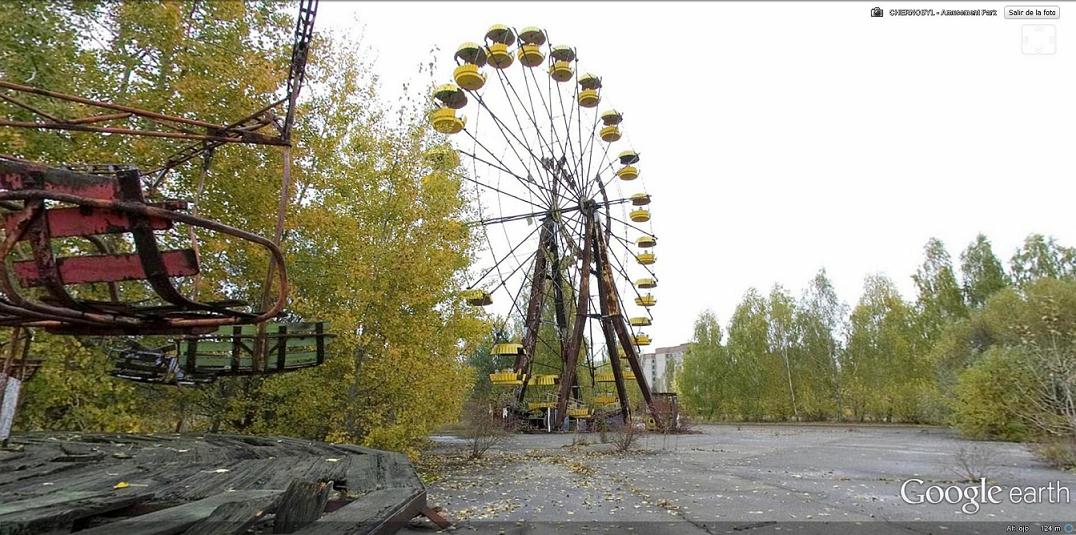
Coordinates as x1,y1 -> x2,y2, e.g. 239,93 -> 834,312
593,224 -> 631,422
555,210 -> 594,425
515,217 -> 552,404
13,249 -> 198,287
595,216 -> 662,428
0,119 -> 285,145
0,80 -> 251,132
65,112 -> 132,125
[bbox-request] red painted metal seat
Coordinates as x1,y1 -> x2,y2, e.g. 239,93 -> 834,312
0,157 -> 286,335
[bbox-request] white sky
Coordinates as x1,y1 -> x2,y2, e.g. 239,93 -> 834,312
317,1 -> 1075,347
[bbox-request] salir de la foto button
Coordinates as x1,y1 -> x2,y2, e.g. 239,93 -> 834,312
1005,5 -> 1061,19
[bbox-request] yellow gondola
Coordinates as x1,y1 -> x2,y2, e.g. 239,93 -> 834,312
423,145 -> 460,168
492,342 -> 523,356
594,392 -> 618,405
578,73 -> 601,108
630,208 -> 650,222
616,165 -> 639,181
454,64 -> 486,90
430,107 -> 465,134
636,252 -> 656,265
453,42 -> 488,90
601,109 -> 623,126
568,407 -> 592,418
636,235 -> 657,248
635,294 -> 656,307
618,150 -> 640,165
629,316 -> 652,326
528,400 -> 557,411
635,277 -> 657,289
548,45 -> 575,82
632,334 -> 652,346
485,24 -> 515,69
600,125 -> 621,142
461,288 -> 492,306
595,371 -> 615,383
531,374 -> 558,386
631,193 -> 651,206
622,368 -> 636,381
489,369 -> 526,385
433,83 -> 468,109
516,26 -> 546,67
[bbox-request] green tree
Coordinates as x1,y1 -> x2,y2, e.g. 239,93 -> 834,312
959,234 -> 1009,308
797,269 -> 845,420
725,289 -> 773,420
843,275 -> 925,422
1010,234 -> 1076,285
912,238 -> 968,343
679,311 -> 727,419
766,286 -> 800,420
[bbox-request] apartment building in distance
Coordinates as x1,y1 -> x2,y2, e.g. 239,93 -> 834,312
638,343 -> 690,393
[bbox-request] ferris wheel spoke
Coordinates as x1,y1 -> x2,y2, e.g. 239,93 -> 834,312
550,72 -> 584,196
576,112 -> 603,199
468,92 -> 561,202
468,223 -> 543,289
495,67 -> 559,169
457,151 -> 546,211
461,127 -> 553,206
489,72 -> 560,197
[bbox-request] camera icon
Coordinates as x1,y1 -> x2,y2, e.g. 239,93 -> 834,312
1022,24 -> 1056,55
871,6 -> 884,17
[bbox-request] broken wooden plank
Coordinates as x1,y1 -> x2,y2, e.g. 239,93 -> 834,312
292,488 -> 425,535
77,489 -> 282,535
0,489 -> 153,534
179,493 -> 281,535
272,480 -> 333,534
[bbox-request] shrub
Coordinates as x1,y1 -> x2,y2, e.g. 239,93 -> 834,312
950,347 -> 1031,441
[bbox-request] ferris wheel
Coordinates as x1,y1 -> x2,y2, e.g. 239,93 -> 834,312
428,25 -> 663,429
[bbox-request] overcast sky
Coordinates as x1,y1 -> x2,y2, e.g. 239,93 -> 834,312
316,1 -> 1074,348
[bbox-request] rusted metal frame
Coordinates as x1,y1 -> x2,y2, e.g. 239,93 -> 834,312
0,189 -> 287,329
0,80 -> 286,141
282,0 -> 318,139
0,93 -> 63,123
253,144 -> 294,372
515,217 -> 552,404
115,169 -> 235,319
22,198 -> 82,308
65,112 -> 133,125
0,119 -> 284,145
554,208 -> 594,425
592,225 -> 631,423
595,216 -> 662,428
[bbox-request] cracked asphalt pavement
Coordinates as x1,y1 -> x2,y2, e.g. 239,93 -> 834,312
403,424 -> 1075,534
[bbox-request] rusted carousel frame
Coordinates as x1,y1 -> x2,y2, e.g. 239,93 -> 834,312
0,188 -> 287,333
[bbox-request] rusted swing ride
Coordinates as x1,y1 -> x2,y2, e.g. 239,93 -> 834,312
0,0 -> 329,409
431,25 -> 675,432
